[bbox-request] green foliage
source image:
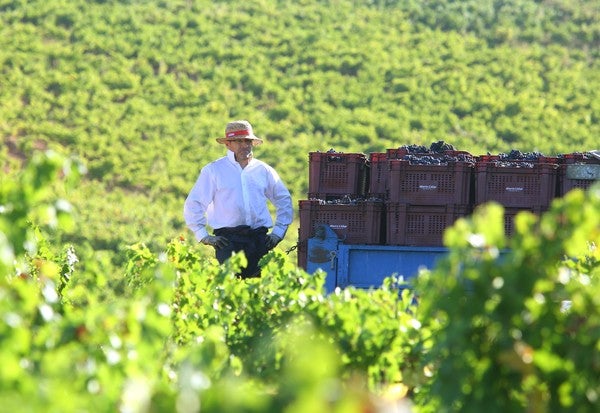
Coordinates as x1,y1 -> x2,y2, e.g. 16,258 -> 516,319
169,241 -> 426,390
0,150 -> 83,275
0,153 -> 416,411
1,150 -> 599,412
415,185 -> 600,413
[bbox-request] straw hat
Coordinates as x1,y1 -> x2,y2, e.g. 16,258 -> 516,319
216,120 -> 263,145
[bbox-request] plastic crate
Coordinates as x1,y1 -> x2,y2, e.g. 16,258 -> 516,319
503,207 -> 545,238
298,199 -> 384,244
386,202 -> 470,246
297,238 -> 307,270
368,152 -> 388,198
308,151 -> 369,200
474,160 -> 558,208
557,153 -> 600,197
387,160 -> 473,205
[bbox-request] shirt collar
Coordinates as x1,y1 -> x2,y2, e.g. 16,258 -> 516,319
226,150 -> 236,164
226,150 -> 254,167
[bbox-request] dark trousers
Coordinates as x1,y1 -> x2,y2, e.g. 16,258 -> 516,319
213,226 -> 269,278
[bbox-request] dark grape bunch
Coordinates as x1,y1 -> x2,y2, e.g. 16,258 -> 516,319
394,141 -> 473,165
400,153 -> 474,165
557,150 -> 600,161
397,141 -> 457,154
397,144 -> 429,154
325,148 -> 344,162
496,149 -> 545,161
429,140 -> 456,152
489,149 -> 547,168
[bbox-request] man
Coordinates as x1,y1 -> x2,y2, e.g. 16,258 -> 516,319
183,120 -> 293,278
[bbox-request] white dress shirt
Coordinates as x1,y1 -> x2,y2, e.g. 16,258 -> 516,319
184,150 -> 293,242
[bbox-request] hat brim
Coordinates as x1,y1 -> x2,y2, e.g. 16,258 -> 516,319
216,135 -> 263,145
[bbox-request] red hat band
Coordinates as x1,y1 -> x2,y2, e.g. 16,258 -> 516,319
225,129 -> 250,138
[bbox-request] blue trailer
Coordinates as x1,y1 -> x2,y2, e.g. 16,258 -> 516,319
304,224 -> 449,293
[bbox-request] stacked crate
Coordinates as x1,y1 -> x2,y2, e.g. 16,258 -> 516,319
299,199 -> 385,245
383,148 -> 475,246
307,150 -> 369,200
299,150 -> 383,269
473,152 -> 559,237
298,144 -> 592,269
556,152 -> 600,197
368,151 -> 388,199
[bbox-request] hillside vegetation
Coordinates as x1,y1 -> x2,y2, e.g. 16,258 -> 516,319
1,0 -> 599,260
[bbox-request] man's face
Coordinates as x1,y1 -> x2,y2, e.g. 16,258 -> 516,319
225,138 -> 254,161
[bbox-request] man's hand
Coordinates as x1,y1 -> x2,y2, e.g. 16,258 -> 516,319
265,233 -> 282,249
201,235 -> 230,249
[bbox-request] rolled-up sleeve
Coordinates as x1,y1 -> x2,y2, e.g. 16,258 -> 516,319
267,169 -> 293,239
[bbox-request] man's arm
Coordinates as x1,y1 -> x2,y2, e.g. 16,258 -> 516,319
267,169 -> 293,240
183,168 -> 212,241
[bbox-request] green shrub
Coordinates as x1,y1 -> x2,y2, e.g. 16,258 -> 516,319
415,185 -> 600,413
